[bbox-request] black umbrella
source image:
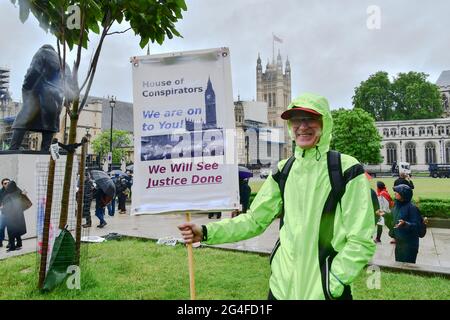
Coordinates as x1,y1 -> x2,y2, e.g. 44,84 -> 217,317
110,170 -> 127,177
238,166 -> 253,179
90,170 -> 116,198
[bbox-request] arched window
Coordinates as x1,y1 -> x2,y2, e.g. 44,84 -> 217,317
427,126 -> 434,136
419,127 -> 425,136
383,129 -> 389,137
405,142 -> 417,165
425,142 -> 436,164
438,126 -> 445,135
386,143 -> 397,165
401,127 -> 407,136
390,128 -> 397,137
408,127 -> 415,136
446,142 -> 450,164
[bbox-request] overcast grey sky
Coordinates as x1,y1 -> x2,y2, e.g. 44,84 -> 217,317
1,0 -> 450,109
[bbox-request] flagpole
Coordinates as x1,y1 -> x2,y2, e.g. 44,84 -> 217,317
272,33 -> 275,64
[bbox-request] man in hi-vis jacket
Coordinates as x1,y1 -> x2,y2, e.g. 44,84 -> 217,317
178,93 -> 376,300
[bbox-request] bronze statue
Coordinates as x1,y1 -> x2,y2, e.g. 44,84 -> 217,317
10,44 -> 75,151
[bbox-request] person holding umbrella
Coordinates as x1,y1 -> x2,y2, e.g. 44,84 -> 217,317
90,170 -> 116,228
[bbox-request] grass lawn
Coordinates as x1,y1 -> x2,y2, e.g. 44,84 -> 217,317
0,239 -> 448,300
250,177 -> 450,201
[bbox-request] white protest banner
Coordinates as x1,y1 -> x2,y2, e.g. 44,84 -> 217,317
131,48 -> 240,215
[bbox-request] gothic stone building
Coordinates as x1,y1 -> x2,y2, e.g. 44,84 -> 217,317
375,71 -> 450,171
256,51 -> 291,158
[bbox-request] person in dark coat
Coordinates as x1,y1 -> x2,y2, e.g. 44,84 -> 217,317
231,178 -> 252,218
0,178 -> 11,247
10,44 -> 76,151
2,181 -> 29,252
80,174 -> 94,228
387,184 -> 423,263
94,187 -> 108,228
393,172 -> 414,189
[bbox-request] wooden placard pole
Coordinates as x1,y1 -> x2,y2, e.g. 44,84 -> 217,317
185,212 -> 196,300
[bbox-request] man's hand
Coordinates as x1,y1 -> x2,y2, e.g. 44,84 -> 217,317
178,222 -> 203,244
394,219 -> 408,228
376,209 -> 385,217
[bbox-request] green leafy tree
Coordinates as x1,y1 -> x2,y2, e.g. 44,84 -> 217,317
331,108 -> 382,164
353,71 -> 394,121
91,130 -> 131,164
11,0 -> 187,228
391,72 -> 443,120
353,71 -> 443,121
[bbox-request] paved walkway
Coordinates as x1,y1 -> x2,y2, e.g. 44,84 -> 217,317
1,206 -> 450,273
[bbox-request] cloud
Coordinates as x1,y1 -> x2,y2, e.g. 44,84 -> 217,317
1,0 -> 450,109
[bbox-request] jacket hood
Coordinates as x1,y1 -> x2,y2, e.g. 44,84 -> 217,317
5,181 -> 19,194
393,184 -> 413,202
285,93 -> 332,157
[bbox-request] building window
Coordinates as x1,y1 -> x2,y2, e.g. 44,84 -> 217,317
425,142 -> 436,164
401,127 -> 407,136
383,129 -> 389,137
272,93 -> 276,107
268,93 -> 272,107
446,142 -> 450,164
427,126 -> 434,136
438,126 -> 445,135
446,126 -> 450,136
390,128 -> 397,137
419,127 -> 425,136
386,143 -> 397,165
264,94 -> 267,102
408,127 -> 415,136
405,142 -> 417,165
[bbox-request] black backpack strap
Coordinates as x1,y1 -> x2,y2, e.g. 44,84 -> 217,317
319,151 -> 365,300
272,155 -> 296,230
269,156 -> 296,266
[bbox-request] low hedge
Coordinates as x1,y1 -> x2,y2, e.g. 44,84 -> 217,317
417,198 -> 450,219
248,194 -> 449,219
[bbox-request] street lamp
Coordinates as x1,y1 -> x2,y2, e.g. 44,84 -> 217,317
108,96 -> 116,172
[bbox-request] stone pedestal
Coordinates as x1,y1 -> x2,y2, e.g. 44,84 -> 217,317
0,151 -> 77,240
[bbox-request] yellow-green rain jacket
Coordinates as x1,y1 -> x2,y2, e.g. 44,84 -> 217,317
204,93 -> 376,300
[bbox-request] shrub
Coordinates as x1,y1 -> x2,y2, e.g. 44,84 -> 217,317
417,198 -> 450,219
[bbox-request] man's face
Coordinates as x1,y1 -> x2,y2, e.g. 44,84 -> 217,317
2,180 -> 10,189
394,192 -> 402,201
289,111 -> 323,149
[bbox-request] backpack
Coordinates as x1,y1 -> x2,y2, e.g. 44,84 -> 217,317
417,210 -> 427,238
271,150 -> 365,300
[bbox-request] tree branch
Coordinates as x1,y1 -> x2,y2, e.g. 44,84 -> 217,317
106,27 -> 131,35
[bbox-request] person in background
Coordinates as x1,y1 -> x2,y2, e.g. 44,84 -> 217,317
107,173 -> 119,216
94,187 -> 108,228
375,181 -> 394,243
394,172 -> 414,189
2,181 -> 29,252
388,184 -> 423,263
81,173 -> 94,228
230,178 -> 252,218
0,178 -> 11,248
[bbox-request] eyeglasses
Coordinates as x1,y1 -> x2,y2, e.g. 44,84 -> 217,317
289,117 -> 321,126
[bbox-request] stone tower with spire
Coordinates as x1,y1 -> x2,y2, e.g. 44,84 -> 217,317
256,50 -> 292,158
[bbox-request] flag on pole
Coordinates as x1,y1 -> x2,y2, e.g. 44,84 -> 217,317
273,34 -> 283,43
